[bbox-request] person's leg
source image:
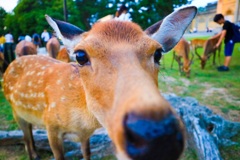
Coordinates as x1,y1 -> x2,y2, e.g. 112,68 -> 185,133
3,43 -> 10,73
224,56 -> 231,67
218,40 -> 234,71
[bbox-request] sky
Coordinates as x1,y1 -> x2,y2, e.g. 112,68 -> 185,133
0,0 -> 218,13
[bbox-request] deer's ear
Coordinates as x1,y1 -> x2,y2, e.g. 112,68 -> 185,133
145,6 -> 197,53
45,15 -> 84,54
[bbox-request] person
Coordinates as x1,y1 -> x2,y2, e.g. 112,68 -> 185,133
3,31 -> 15,72
18,35 -> 25,42
32,32 -> 41,48
213,14 -> 236,71
41,29 -> 50,47
25,35 -> 32,42
114,5 -> 132,21
0,34 -> 6,52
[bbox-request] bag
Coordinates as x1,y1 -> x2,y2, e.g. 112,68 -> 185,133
232,23 -> 240,42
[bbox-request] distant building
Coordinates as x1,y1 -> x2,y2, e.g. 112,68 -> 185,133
217,0 -> 240,23
189,0 -> 240,33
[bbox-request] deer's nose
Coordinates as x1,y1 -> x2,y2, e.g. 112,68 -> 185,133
124,112 -> 184,160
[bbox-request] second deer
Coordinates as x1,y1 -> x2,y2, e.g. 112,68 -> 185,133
195,34 -> 222,69
171,38 -> 193,78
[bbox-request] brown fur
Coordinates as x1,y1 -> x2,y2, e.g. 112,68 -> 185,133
46,37 -> 60,58
190,38 -> 207,51
195,34 -> 222,69
171,38 -> 192,77
15,40 -> 37,57
56,47 -> 70,63
3,21 -> 181,159
3,6 -> 197,159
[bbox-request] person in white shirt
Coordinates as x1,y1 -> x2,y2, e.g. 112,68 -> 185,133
114,5 -> 132,21
5,32 -> 14,43
41,29 -> 50,47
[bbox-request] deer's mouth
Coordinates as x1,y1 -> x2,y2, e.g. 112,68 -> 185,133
123,112 -> 184,160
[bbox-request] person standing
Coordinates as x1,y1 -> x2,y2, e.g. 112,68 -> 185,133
3,31 -> 15,72
41,29 -> 50,47
32,32 -> 41,48
213,14 -> 236,72
0,34 -> 6,52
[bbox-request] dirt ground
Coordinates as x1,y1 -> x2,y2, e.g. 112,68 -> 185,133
161,76 -> 240,122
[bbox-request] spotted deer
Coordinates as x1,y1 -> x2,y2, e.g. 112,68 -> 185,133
15,40 -> 37,57
171,38 -> 193,78
3,6 -> 197,160
195,34 -> 222,69
46,37 -> 61,58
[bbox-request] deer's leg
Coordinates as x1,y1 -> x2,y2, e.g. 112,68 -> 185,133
46,125 -> 64,160
175,56 -> 182,76
171,52 -> 175,69
13,111 -> 40,160
212,51 -> 216,66
81,138 -> 91,160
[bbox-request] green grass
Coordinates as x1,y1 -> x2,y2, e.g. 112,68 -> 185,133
159,38 -> 240,111
0,91 -> 18,130
158,37 -> 240,160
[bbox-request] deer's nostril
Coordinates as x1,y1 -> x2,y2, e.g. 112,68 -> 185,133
124,112 -> 184,160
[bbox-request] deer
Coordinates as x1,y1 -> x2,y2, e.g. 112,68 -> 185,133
15,40 -> 37,57
171,38 -> 193,78
195,34 -> 222,69
57,47 -> 70,63
46,37 -> 60,58
190,38 -> 207,55
3,6 -> 197,160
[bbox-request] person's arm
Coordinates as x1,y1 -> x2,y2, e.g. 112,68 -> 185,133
215,30 -> 226,48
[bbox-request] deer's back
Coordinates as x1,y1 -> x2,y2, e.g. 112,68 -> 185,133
3,55 -> 97,131
173,38 -> 190,59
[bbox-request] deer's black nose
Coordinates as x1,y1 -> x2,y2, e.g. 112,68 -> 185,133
124,112 -> 184,160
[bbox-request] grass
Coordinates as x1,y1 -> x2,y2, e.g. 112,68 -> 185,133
159,36 -> 240,160
0,91 -> 18,130
0,36 -> 239,159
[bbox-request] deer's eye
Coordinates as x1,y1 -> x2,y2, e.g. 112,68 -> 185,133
74,50 -> 90,66
154,49 -> 162,65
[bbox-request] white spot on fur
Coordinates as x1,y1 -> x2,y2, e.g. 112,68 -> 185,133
49,102 -> 56,111
38,92 -> 45,98
37,72 -> 42,76
70,75 -> 74,80
28,81 -> 32,87
57,80 -> 62,85
60,96 -> 66,102
37,79 -> 43,84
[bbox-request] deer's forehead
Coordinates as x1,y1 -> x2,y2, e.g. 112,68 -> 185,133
85,21 -> 149,44
76,21 -> 160,54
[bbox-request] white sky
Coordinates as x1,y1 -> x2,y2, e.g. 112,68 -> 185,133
0,0 -> 218,13
0,0 -> 18,12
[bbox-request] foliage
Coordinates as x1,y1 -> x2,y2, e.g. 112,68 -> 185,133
1,0 -> 192,41
0,7 -> 7,35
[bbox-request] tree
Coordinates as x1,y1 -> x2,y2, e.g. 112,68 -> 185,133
3,0 -> 192,41
125,0 -> 192,29
0,7 -> 7,35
